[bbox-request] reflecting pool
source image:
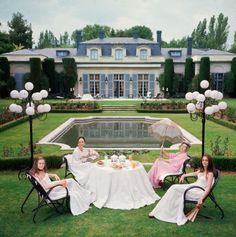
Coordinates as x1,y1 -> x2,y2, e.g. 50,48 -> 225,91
39,116 -> 201,150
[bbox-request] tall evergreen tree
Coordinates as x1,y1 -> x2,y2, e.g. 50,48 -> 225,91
37,30 -> 58,48
42,58 -> 56,93
184,58 -> 195,92
231,57 -> 236,97
229,32 -> 236,53
191,13 -> 229,50
164,58 -> 174,96
198,57 -> 210,91
0,31 -> 14,54
29,58 -> 42,92
0,57 -> 10,98
8,12 -> 33,49
62,58 -> 77,97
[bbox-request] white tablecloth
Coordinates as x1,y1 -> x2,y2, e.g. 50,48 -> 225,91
86,160 -> 160,210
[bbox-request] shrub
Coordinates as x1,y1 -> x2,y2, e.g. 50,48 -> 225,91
0,155 -> 63,171
190,156 -> 236,171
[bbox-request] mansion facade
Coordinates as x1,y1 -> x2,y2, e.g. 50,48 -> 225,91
2,31 -> 236,98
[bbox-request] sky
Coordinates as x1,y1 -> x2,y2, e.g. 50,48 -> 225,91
0,0 -> 236,48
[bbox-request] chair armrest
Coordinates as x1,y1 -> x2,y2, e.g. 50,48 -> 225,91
47,184 -> 69,197
183,185 -> 205,201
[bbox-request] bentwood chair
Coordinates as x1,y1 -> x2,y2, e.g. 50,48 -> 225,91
183,169 -> 224,219
21,173 -> 70,223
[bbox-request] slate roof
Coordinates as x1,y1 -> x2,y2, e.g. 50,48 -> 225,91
82,37 -> 156,44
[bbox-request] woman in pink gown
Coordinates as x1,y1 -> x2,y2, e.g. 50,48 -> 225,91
148,142 -> 190,188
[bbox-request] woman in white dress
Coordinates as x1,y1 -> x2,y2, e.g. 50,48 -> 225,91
70,136 -> 99,185
149,154 -> 216,225
30,157 -> 93,216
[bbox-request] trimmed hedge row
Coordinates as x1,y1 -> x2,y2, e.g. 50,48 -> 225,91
1,155 -> 235,171
0,116 -> 29,133
0,155 -> 63,171
136,109 -> 187,113
190,156 -> 236,171
50,109 -> 103,113
209,117 -> 236,131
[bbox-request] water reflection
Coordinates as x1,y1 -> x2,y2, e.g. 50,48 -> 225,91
55,121 -> 173,148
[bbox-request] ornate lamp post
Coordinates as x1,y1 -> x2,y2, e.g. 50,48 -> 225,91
185,80 -> 227,157
9,82 -> 51,172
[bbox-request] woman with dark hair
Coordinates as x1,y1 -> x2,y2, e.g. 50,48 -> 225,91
72,136 -> 99,163
70,136 -> 99,185
30,157 -> 93,216
149,154 -> 216,225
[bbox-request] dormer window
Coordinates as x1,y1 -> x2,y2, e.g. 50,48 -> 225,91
90,49 -> 98,60
56,50 -> 70,57
140,49 -> 147,60
168,50 -> 182,57
115,49 -> 123,60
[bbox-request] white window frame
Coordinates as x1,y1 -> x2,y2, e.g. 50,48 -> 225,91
90,49 -> 98,60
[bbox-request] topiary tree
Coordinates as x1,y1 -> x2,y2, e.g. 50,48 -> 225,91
198,57 -> 210,91
29,58 -> 42,92
230,57 -> 236,97
224,72 -> 235,97
164,58 -> 174,97
0,57 -> 12,98
191,75 -> 199,91
62,58 -> 77,97
42,58 -> 57,93
184,58 -> 195,93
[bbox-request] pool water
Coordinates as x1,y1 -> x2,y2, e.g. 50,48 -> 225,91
54,121 -> 174,149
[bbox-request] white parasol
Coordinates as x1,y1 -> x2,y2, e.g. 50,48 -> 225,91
148,118 -> 184,145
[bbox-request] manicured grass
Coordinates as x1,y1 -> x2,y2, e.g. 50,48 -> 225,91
0,170 -> 235,237
1,112 -> 236,159
1,98 -> 236,109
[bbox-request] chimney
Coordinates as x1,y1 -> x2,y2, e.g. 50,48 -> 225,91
187,37 -> 192,56
98,31 -> 105,39
156,31 -> 162,49
76,31 -> 82,51
132,32 -> 139,39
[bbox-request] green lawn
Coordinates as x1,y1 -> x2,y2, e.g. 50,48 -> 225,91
0,170 -> 235,237
1,98 -> 236,109
1,111 -> 236,159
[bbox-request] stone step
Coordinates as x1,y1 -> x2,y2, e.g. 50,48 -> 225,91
102,105 -> 137,111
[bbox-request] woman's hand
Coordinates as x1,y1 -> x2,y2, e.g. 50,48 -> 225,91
54,174 -> 60,181
61,180 -> 67,188
179,175 -> 185,183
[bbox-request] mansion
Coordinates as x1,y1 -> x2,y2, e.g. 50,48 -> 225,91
2,31 -> 236,98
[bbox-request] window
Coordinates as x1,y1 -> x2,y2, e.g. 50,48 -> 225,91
115,49 -> 123,60
212,73 -> 224,92
56,50 -> 70,57
89,74 -> 100,96
168,50 -> 182,57
138,74 -> 148,97
140,49 -> 147,60
113,74 -> 124,97
90,49 -> 98,60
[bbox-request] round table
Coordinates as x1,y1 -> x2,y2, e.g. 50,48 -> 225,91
86,160 -> 160,210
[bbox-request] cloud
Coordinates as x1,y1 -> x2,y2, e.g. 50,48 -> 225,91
0,0 -> 235,47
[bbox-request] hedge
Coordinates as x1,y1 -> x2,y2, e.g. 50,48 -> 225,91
137,109 -> 187,113
1,155 -> 235,171
0,116 -> 28,132
0,155 -> 63,171
190,156 -> 236,171
209,117 -> 236,131
50,109 -> 103,113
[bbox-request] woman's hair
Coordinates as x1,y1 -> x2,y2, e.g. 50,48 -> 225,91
200,154 -> 217,177
78,136 -> 86,143
29,156 -> 47,175
180,142 -> 190,152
